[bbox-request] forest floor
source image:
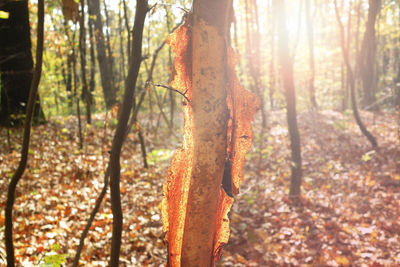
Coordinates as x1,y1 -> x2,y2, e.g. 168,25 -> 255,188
0,110 -> 399,266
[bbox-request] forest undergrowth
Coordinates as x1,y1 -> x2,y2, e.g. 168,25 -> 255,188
0,110 -> 399,266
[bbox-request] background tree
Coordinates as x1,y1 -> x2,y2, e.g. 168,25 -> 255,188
359,0 -> 381,108
0,0 -> 44,126
305,0 -> 317,109
274,0 -> 303,198
87,0 -> 116,109
78,0 -> 91,124
334,0 -> 378,148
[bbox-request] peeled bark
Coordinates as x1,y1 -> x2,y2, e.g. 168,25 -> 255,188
180,5 -> 230,265
162,0 -> 259,265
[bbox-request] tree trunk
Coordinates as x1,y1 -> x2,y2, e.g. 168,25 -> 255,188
268,0 -> 275,109
274,0 -> 303,198
102,0 -> 115,89
165,6 -> 176,129
79,0 -> 91,124
334,0 -> 378,148
359,0 -> 381,108
180,1 -> 232,264
248,0 -> 267,129
118,0 -> 127,83
122,0 -> 131,64
0,0 -> 44,126
88,0 -> 116,109
108,0 -> 148,265
5,0 -> 44,265
72,37 -> 83,149
88,15 -> 96,96
162,0 -> 259,265
305,0 -> 317,109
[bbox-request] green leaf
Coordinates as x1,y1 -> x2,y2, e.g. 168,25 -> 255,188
51,243 -> 61,252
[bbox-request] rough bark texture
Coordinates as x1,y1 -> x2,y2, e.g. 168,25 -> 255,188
4,0 -> 44,265
0,0 -> 44,126
180,2 -> 231,264
87,0 -> 116,109
108,1 -> 148,266
162,0 -> 259,266
274,0 -> 303,198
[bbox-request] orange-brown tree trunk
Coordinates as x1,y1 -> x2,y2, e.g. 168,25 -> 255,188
180,2 -> 231,265
162,0 -> 259,266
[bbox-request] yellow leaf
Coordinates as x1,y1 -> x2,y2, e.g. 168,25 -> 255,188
0,10 -> 9,19
335,256 -> 350,267
368,179 -> 376,187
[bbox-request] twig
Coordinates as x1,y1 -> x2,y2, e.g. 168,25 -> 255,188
150,83 -> 191,104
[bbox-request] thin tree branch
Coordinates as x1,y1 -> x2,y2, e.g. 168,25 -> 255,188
151,83 -> 191,104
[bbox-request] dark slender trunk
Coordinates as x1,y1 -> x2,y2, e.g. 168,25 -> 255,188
122,0 -> 131,63
66,53 -> 73,96
5,1 -> 44,265
118,0 -> 127,83
108,1 -> 148,265
88,15 -> 96,96
72,41 -> 83,149
88,0 -> 116,108
274,0 -> 303,198
79,0 -> 91,124
334,0 -> 378,148
103,0 -> 115,90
